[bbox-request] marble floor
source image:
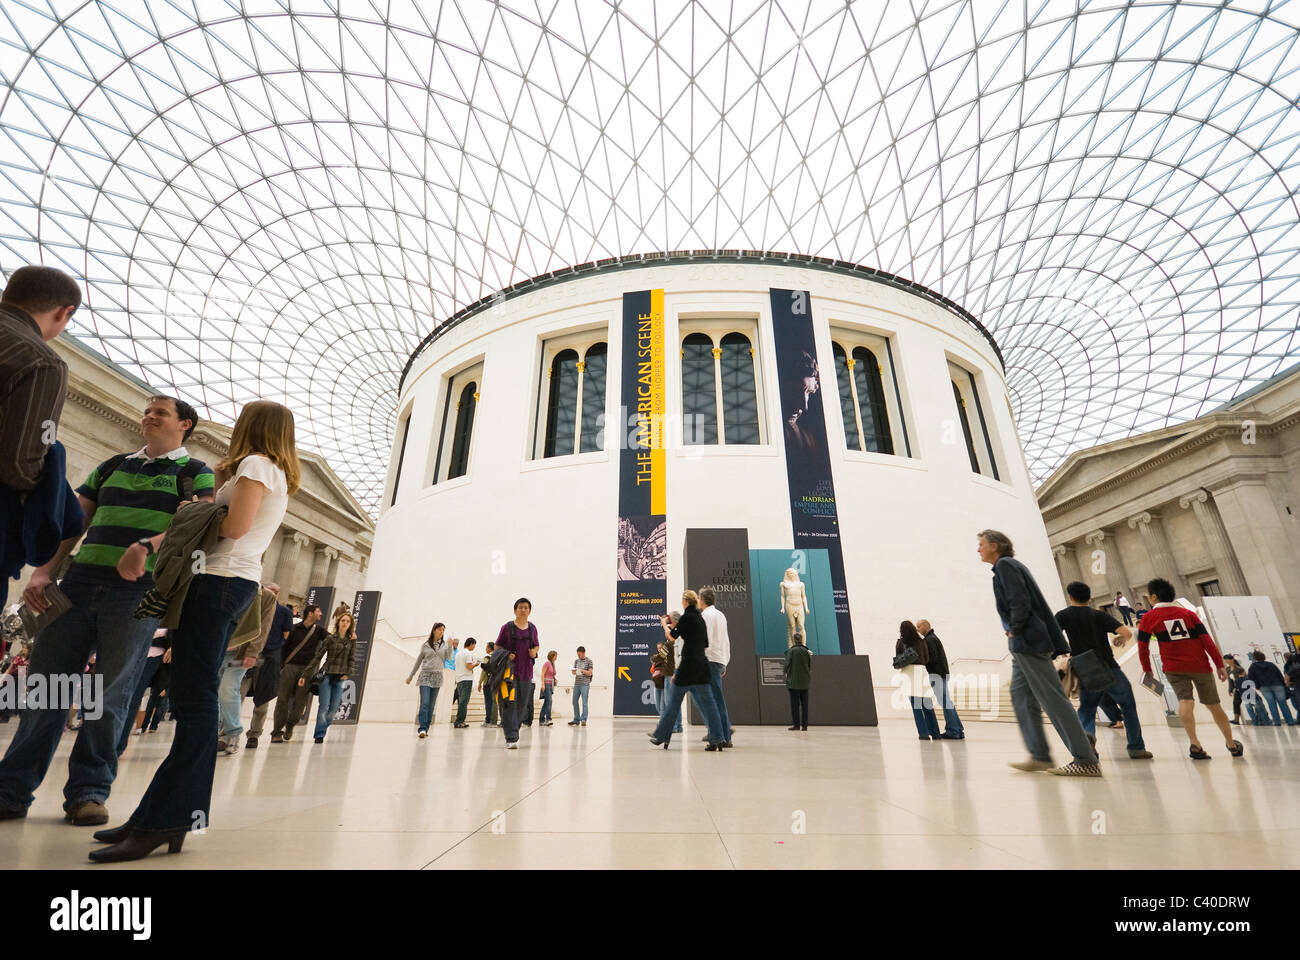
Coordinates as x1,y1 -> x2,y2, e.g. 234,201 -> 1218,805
1,714 -> 1297,869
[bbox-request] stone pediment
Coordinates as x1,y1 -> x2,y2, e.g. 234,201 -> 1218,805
1037,428 -> 1193,509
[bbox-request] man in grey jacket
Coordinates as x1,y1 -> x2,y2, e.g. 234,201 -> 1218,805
978,529 -> 1101,777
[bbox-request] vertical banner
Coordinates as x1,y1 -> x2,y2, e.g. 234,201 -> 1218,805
769,288 -> 855,654
333,590 -> 381,725
614,289 -> 666,715
684,528 -> 760,725
305,585 -> 335,626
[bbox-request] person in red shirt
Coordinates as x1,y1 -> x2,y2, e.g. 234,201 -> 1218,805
1136,577 -> 1242,760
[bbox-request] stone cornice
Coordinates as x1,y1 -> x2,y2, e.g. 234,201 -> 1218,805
65,385 -> 140,435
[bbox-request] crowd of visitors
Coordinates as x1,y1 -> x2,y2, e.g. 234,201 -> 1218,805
1,263 -> 1296,864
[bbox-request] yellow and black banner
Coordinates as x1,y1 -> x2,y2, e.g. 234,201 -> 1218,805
614,289 -> 666,715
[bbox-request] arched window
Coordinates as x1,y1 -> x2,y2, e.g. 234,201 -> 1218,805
389,404 -> 413,507
681,333 -> 718,445
543,349 -> 579,458
851,347 -> 893,454
952,380 -> 980,473
447,381 -> 477,479
719,333 -> 760,445
832,343 -> 861,450
579,342 -> 607,454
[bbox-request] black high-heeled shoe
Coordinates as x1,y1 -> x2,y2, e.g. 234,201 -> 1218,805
88,829 -> 186,863
647,734 -> 668,749
92,822 -> 132,844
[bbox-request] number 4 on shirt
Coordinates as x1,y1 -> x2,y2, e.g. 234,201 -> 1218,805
1165,618 -> 1190,640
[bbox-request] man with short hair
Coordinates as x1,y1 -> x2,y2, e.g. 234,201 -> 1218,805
978,529 -> 1101,777
916,619 -> 964,740
452,638 -> 480,728
1055,582 -> 1152,759
1114,592 -> 1135,627
1246,650 -> 1295,726
568,646 -> 593,725
245,583 -> 293,748
698,587 -> 733,748
1137,577 -> 1240,759
272,605 -> 324,742
0,395 -> 214,825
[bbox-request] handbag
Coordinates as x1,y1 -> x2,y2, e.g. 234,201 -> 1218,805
309,670 -> 327,695
1069,649 -> 1113,692
892,644 -> 920,670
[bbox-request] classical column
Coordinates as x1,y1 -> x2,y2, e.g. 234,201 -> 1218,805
261,530 -> 287,585
1052,543 -> 1084,587
1179,490 -> 1250,596
1083,529 -> 1131,601
281,532 -> 311,598
309,545 -> 337,589
327,551 -> 342,585
1127,511 -> 1189,599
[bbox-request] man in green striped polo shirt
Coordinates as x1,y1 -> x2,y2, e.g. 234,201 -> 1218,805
0,395 -> 214,826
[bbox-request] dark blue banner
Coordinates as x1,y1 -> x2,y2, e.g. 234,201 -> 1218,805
769,288 -> 854,654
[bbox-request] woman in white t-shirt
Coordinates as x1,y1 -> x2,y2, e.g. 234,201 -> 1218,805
91,401 -> 299,862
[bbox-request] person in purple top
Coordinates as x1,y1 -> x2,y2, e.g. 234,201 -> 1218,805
494,598 -> 539,748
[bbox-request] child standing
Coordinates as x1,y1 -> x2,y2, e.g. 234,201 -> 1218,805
569,646 -> 593,726
784,632 -> 812,730
539,650 -> 557,725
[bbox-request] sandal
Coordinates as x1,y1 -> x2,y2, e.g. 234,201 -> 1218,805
1227,740 -> 1244,758
1189,744 -> 1211,760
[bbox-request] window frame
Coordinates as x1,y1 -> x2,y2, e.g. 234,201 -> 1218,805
532,328 -> 610,460
828,326 -> 911,458
947,359 -> 1001,481
676,317 -> 766,447
429,359 -> 484,485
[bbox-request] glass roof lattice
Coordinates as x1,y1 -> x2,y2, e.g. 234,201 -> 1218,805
2,0 -> 1299,514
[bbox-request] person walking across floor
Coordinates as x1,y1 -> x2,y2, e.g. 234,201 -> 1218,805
452,638 -> 480,728
216,584 -> 277,756
478,641 -> 498,726
538,649 -> 557,726
1054,582 -> 1152,759
245,582 -> 292,748
271,605 -> 323,742
0,394 -> 215,826
916,619 -> 964,740
1246,651 -> 1296,726
698,588 -> 733,747
569,647 -> 593,726
650,640 -> 675,720
648,591 -> 726,750
784,632 -> 812,730
495,599 -> 539,749
663,612 -> 683,734
91,399 -> 297,861
116,629 -> 169,756
896,620 -> 940,741
1136,577 -> 1241,760
978,529 -> 1101,777
298,610 -> 356,744
406,622 -> 452,737
1115,592 -> 1135,627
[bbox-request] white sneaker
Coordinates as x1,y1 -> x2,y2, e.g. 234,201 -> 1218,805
219,740 -> 240,757
506,741 -> 519,750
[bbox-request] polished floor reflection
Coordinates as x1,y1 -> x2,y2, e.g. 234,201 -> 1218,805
1,715 -> 1297,869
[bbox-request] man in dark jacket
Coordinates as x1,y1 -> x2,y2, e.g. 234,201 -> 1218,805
245,583 -> 293,748
979,529 -> 1100,776
271,606 -> 324,742
1247,651 -> 1296,725
916,620 -> 963,739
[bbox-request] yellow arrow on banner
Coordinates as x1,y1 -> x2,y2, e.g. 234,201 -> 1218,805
617,666 -> 631,681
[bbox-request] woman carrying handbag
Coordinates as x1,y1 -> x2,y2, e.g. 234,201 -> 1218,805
299,610 -> 357,743
895,620 -> 941,741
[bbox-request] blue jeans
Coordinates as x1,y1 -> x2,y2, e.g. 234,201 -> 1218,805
1258,685 -> 1296,725
572,684 -> 590,722
928,673 -> 964,736
0,568 -> 157,812
126,574 -> 258,832
217,662 -> 249,741
1077,666 -> 1146,752
910,697 -> 941,738
416,684 -> 439,732
539,683 -> 553,722
116,652 -> 164,754
663,677 -> 683,732
314,674 -> 345,738
651,681 -> 724,744
654,685 -> 667,716
707,662 -> 731,738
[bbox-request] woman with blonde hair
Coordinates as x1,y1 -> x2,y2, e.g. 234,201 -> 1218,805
91,401 -> 299,861
299,609 -> 357,743
648,590 -> 727,750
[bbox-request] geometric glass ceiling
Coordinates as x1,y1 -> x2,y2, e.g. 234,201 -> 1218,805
3,1 -> 1299,515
